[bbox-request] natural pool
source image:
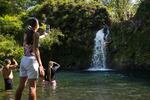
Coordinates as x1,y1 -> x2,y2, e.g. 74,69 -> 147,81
0,71 -> 150,100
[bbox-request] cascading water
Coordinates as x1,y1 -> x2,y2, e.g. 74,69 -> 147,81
88,28 -> 110,71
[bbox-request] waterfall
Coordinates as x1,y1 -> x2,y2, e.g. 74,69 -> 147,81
88,28 -> 110,71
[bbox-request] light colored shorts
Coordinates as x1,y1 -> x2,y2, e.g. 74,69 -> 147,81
20,56 -> 39,79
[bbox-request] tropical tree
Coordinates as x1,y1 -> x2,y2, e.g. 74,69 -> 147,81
105,0 -> 140,21
0,0 -> 40,16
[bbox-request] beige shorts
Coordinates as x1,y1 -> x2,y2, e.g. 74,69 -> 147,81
20,56 -> 39,79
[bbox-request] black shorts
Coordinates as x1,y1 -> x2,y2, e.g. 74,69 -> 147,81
4,79 -> 13,90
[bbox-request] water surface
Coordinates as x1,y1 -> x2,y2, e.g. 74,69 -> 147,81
0,71 -> 150,100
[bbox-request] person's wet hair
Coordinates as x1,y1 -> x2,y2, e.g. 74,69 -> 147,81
5,59 -> 11,64
49,61 -> 53,67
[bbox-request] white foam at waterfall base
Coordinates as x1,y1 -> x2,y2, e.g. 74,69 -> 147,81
88,28 -> 111,71
87,68 -> 112,71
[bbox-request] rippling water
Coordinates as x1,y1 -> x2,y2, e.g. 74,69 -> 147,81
0,71 -> 150,100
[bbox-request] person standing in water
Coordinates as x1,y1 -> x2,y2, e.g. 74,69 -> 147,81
46,61 -> 60,86
2,58 -> 18,90
15,17 -> 45,100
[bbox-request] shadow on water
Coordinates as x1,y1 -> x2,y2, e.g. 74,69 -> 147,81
118,70 -> 150,86
82,69 -> 150,86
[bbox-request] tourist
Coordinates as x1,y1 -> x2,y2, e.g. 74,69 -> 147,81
2,58 -> 18,90
45,61 -> 60,86
15,17 -> 45,100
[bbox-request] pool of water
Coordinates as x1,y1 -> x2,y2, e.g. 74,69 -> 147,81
0,71 -> 150,100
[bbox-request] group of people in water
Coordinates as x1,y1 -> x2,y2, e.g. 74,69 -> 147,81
1,17 -> 110,100
2,58 -> 60,89
1,17 -> 60,100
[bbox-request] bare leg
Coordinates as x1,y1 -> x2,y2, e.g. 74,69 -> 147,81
15,77 -> 27,100
28,79 -> 37,100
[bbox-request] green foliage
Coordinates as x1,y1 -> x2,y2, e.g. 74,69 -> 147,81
1,0 -> 148,70
39,28 -> 64,67
28,0 -> 109,68
40,28 -> 64,50
0,34 -> 23,65
108,0 -> 150,70
0,15 -> 23,35
0,0 -> 40,16
0,0 -> 16,15
106,0 -> 139,22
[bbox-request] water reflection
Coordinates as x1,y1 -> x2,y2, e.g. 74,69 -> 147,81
1,71 -> 150,100
6,90 -> 15,100
37,80 -> 57,98
1,90 -> 15,100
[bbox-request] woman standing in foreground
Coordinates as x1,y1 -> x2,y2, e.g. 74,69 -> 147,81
15,17 -> 45,100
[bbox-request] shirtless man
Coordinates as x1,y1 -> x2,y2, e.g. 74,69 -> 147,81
2,58 -> 18,90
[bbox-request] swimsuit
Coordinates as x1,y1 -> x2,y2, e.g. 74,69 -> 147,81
4,78 -> 13,90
